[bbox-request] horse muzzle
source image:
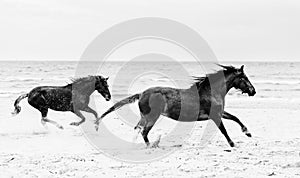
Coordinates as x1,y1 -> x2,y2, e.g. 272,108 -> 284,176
247,88 -> 256,96
105,95 -> 111,101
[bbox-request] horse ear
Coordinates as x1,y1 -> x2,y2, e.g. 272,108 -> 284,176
96,76 -> 102,82
217,64 -> 235,72
240,65 -> 244,72
105,77 -> 109,81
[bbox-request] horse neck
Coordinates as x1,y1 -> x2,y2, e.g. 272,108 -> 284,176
73,81 -> 95,96
210,73 -> 236,97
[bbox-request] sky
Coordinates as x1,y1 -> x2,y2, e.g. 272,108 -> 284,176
0,0 -> 299,61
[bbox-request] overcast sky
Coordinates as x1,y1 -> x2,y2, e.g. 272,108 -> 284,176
0,0 -> 299,61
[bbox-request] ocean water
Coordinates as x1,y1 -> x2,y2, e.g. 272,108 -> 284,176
0,61 -> 299,100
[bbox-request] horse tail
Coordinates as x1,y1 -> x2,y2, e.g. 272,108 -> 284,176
100,93 -> 140,119
12,93 -> 28,116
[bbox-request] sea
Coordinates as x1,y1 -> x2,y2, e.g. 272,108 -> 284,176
0,61 -> 299,101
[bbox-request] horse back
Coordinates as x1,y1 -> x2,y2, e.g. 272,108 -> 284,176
28,86 -> 73,111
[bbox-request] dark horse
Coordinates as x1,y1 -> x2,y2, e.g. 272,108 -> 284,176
12,75 -> 111,129
95,65 -> 256,147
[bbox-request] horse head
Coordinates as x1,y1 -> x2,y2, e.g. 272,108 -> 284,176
95,76 -> 111,101
231,65 -> 256,96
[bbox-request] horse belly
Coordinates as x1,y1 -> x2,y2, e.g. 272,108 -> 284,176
49,103 -> 72,111
48,99 -> 72,111
164,103 -> 199,122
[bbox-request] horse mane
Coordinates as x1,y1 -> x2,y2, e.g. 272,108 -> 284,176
64,75 -> 99,87
193,64 -> 238,87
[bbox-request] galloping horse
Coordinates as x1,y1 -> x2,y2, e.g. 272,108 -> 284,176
96,65 -> 255,147
12,75 -> 111,129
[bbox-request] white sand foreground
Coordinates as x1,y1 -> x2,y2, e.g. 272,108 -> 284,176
0,97 -> 300,177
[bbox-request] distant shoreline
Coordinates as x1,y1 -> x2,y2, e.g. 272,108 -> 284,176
0,60 -> 299,63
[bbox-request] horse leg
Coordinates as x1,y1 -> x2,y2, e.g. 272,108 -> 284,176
133,115 -> 146,142
142,125 -> 154,147
215,120 -> 234,147
40,108 -> 64,129
138,108 -> 162,146
222,111 -> 251,137
210,106 -> 234,147
29,93 -> 63,129
70,110 -> 86,126
133,110 -> 163,147
82,106 -> 100,131
82,106 -> 98,120
136,93 -> 164,147
134,116 -> 157,147
40,108 -> 47,127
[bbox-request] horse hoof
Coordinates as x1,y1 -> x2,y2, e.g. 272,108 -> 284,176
94,118 -> 100,124
11,112 -> 17,117
151,135 -> 161,148
41,121 -> 46,126
151,144 -> 159,148
95,125 -> 99,131
229,141 -> 235,147
246,133 -> 252,137
70,122 -> 79,126
42,124 -> 48,129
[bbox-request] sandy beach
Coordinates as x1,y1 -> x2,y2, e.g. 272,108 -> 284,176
1,61 -> 300,177
1,93 -> 300,177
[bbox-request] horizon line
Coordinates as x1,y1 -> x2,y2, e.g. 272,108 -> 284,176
0,59 -> 299,62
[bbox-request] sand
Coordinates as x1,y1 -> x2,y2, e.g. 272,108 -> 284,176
0,95 -> 300,178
